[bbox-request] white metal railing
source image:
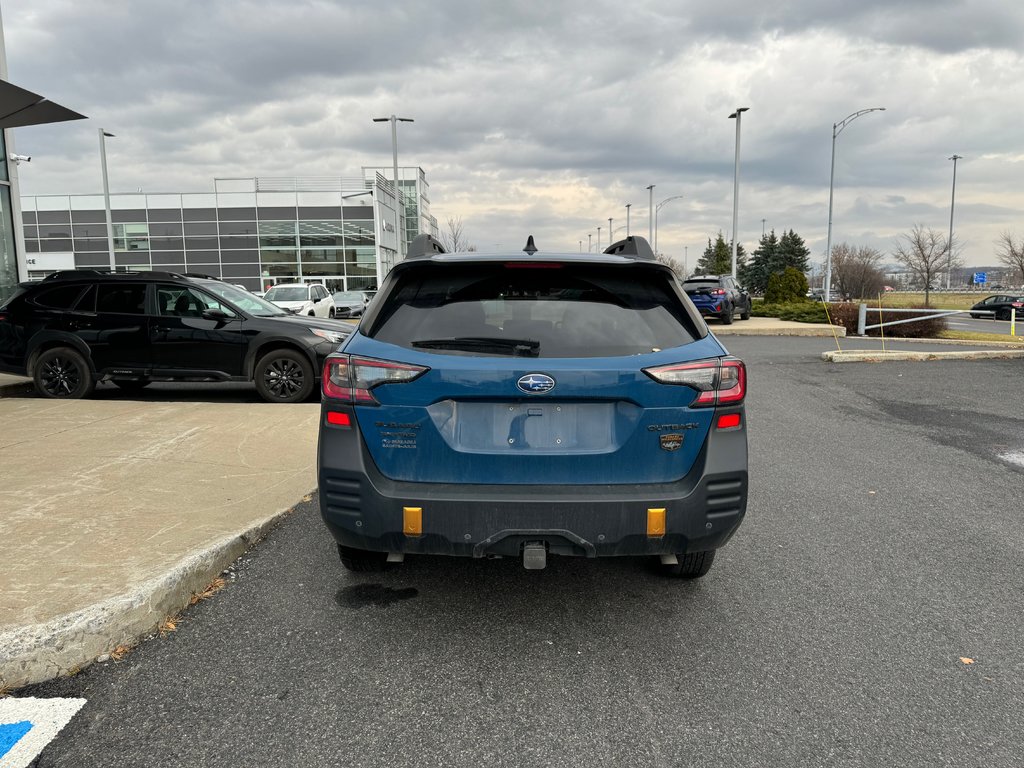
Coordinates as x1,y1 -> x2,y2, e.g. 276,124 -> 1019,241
856,304 -> 1018,336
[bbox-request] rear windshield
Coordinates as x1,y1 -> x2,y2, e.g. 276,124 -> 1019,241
682,280 -> 720,291
368,262 -> 699,358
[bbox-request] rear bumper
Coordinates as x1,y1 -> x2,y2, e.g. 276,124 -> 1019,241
318,406 -> 748,559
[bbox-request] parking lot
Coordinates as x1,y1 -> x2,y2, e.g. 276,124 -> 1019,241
12,337 -> 1022,767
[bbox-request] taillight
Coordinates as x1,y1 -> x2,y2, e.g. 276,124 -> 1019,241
642,357 -> 746,407
711,289 -> 727,295
322,354 -> 428,404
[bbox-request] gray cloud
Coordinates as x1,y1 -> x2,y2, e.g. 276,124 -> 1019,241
6,0 -> 1024,268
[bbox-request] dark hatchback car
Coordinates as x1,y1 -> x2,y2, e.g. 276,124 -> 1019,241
318,235 -> 748,578
0,270 -> 356,402
681,275 -> 751,324
969,294 -> 1024,321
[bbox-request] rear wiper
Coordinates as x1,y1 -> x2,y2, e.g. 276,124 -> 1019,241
412,336 -> 540,357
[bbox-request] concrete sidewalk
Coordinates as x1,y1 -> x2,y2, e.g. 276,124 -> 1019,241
709,316 -> 845,336
0,388 -> 319,689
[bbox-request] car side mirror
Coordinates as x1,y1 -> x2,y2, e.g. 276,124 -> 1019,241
202,308 -> 231,322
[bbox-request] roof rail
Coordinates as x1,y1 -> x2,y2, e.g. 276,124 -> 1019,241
182,272 -> 223,281
406,233 -> 447,259
40,269 -> 190,282
604,236 -> 656,261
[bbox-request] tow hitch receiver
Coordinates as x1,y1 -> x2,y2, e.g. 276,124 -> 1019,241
522,541 -> 547,570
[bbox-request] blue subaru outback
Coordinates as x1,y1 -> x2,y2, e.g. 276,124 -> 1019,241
318,235 -> 747,577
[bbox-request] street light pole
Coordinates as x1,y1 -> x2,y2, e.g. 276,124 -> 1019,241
597,226 -> 602,250
646,185 -> 655,244
609,217 -> 613,245
824,107 -> 885,299
625,203 -> 631,235
372,115 -> 414,261
99,128 -> 116,270
655,194 -> 685,256
728,108 -> 749,280
947,154 -> 962,289
579,240 -> 583,253
588,233 -> 592,252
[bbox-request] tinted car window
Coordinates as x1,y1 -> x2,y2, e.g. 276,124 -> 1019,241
29,284 -> 86,309
96,284 -> 146,315
370,263 -> 697,358
156,286 -> 237,318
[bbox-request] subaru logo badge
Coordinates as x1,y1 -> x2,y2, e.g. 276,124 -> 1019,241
517,373 -> 555,394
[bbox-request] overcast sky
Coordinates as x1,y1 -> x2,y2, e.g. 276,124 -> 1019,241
6,0 -> 1024,269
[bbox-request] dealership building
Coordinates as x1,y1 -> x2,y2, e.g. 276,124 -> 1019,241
18,167 -> 437,294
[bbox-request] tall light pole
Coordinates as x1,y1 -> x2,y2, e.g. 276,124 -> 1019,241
609,217 -> 613,245
728,107 -> 749,280
597,226 -> 602,250
625,203 -> 631,235
684,246 -> 688,277
372,115 -> 414,260
824,107 -> 885,298
947,154 -> 962,289
655,194 -> 685,255
646,185 -> 655,244
579,240 -> 583,253
99,128 -> 116,270
588,233 -> 592,252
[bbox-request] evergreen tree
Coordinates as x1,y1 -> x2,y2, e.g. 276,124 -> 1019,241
778,229 -> 811,273
696,231 -> 746,275
741,229 -> 783,293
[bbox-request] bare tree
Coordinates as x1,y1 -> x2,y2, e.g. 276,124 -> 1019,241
892,225 -> 959,307
995,232 -> 1024,285
830,242 -> 885,299
438,215 -> 476,253
655,253 -> 686,280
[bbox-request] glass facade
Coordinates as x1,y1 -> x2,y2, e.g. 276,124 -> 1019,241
20,174 -> 439,294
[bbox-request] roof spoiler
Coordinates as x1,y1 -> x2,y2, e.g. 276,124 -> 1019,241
406,233 -> 447,259
604,236 -> 656,261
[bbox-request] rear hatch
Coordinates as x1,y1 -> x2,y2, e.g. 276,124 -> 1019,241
682,279 -> 725,308
336,259 -> 731,486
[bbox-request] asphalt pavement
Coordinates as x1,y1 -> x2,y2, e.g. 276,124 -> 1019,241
19,337 -> 1024,768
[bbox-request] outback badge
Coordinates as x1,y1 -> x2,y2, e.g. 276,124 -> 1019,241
517,373 -> 555,394
660,433 -> 684,452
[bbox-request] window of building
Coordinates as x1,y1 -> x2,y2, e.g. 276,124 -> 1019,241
113,223 -> 149,251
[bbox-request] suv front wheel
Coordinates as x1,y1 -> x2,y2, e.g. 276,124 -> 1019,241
33,347 -> 96,400
254,349 -> 314,403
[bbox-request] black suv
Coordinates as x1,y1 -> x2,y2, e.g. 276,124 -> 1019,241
0,271 -> 356,402
681,275 -> 751,324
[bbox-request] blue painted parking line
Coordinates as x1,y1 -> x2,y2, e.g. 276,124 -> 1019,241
0,697 -> 86,768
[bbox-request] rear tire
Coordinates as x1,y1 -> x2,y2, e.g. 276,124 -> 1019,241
720,305 -> 734,325
338,545 -> 388,572
33,347 -> 95,399
660,550 -> 715,579
740,301 -> 751,321
253,349 -> 314,403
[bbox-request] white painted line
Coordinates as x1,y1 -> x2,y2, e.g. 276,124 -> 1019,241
998,451 -> 1024,469
0,697 -> 86,768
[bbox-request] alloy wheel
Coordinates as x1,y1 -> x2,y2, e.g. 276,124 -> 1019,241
263,357 -> 306,398
39,355 -> 82,397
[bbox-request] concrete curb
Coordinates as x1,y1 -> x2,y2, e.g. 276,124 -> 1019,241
0,499 -> 305,690
822,349 -> 1024,363
854,336 -> 1024,348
